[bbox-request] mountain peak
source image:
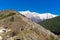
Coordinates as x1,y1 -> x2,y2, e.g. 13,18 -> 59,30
19,11 -> 58,23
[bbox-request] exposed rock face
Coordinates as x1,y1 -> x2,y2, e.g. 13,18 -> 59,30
0,10 -> 59,40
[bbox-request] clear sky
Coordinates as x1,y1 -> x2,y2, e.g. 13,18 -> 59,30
0,0 -> 60,15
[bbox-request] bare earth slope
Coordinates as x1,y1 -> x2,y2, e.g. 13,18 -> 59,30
0,10 -> 59,40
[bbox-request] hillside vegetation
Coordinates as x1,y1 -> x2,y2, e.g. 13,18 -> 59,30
0,10 -> 58,40
38,16 -> 60,35
0,12 -> 16,19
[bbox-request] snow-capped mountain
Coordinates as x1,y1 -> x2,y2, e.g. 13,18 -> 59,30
19,10 -> 58,23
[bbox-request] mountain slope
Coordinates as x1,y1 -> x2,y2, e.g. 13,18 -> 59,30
19,11 -> 58,23
38,16 -> 60,35
0,10 -> 58,40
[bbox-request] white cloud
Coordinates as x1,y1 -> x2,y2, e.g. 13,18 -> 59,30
19,10 -> 58,23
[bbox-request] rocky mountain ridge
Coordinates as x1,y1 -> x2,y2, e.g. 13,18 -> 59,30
19,11 -> 58,23
0,10 -> 59,40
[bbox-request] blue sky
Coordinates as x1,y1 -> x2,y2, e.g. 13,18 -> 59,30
0,0 -> 60,15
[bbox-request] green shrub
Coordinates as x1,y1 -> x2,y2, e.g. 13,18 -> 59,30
50,35 -> 58,40
6,13 -> 16,17
0,13 -> 16,19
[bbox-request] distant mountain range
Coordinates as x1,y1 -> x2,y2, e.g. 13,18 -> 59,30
19,10 -> 58,23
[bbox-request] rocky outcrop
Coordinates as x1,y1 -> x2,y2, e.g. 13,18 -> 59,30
0,10 -> 59,40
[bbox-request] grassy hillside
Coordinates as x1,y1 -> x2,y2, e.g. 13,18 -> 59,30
38,16 -> 60,35
0,10 -> 58,40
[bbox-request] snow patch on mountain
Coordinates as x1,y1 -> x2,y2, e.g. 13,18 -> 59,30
19,10 -> 58,23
